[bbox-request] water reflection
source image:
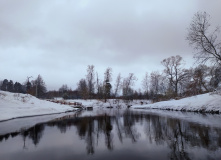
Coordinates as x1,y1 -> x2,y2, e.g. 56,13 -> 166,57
0,109 -> 221,160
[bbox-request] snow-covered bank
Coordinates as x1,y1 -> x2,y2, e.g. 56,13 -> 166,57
131,93 -> 221,113
0,91 -> 76,122
67,94 -> 221,114
1,90 -> 220,123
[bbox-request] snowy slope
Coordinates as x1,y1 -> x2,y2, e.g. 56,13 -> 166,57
132,93 -> 221,113
67,94 -> 221,113
0,91 -> 76,121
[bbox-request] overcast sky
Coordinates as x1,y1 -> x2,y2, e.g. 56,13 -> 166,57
0,0 -> 221,91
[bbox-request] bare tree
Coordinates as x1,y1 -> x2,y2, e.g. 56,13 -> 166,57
142,72 -> 149,99
209,66 -> 221,91
114,73 -> 122,97
122,73 -> 137,100
187,12 -> 221,65
96,72 -> 100,94
59,84 -> 68,93
95,72 -> 104,99
177,68 -> 192,95
161,55 -> 188,96
149,71 -> 161,95
86,65 -> 95,99
193,65 -> 210,92
77,78 -> 88,99
59,84 -> 69,99
149,71 -> 169,101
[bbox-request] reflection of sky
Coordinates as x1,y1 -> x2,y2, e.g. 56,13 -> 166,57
0,125 -> 170,160
0,112 -> 76,135
0,109 -> 221,160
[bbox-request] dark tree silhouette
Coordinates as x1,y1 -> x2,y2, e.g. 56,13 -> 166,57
187,12 -> 221,65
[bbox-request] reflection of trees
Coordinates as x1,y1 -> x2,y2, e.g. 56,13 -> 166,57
123,110 -> 140,142
124,111 -> 221,159
21,130 -> 29,149
167,120 -> 190,160
150,116 -> 167,144
75,115 -> 113,154
104,115 -> 113,150
28,125 -> 44,146
86,117 -> 94,154
0,110 -> 221,157
23,124 -> 45,146
114,116 -> 123,143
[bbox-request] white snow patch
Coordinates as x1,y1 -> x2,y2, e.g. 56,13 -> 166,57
66,99 -> 151,109
0,91 -> 76,122
131,93 -> 221,113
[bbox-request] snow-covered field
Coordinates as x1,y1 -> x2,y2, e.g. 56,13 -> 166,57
131,93 -> 221,113
0,91 -> 76,122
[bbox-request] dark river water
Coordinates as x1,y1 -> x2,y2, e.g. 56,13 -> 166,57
0,108 -> 221,160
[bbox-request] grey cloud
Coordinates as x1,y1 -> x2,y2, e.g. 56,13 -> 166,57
0,0 -> 220,90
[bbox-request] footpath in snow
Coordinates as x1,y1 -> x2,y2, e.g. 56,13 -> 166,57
131,93 -> 221,113
0,91 -> 76,122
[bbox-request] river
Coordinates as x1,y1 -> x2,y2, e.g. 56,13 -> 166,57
0,108 -> 221,160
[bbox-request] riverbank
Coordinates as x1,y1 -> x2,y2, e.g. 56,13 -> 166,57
1,91 -> 221,123
67,93 -> 221,113
131,93 -> 221,113
0,91 -> 76,122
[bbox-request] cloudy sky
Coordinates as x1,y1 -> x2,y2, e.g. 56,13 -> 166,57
0,0 -> 221,91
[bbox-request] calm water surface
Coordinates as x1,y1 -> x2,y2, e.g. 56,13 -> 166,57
0,108 -> 221,160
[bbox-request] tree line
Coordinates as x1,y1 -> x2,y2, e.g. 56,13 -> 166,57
75,57 -> 221,102
1,58 -> 220,101
0,75 -> 47,98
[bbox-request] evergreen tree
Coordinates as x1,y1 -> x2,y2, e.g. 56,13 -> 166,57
1,79 -> 8,91
8,80 -> 14,92
104,67 -> 112,102
14,82 -> 24,93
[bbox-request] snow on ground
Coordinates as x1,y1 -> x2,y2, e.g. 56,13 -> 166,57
66,99 -> 100,107
0,91 -> 76,122
67,93 -> 221,113
67,99 -> 150,108
131,93 -> 221,113
133,109 -> 221,128
67,93 -> 221,114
